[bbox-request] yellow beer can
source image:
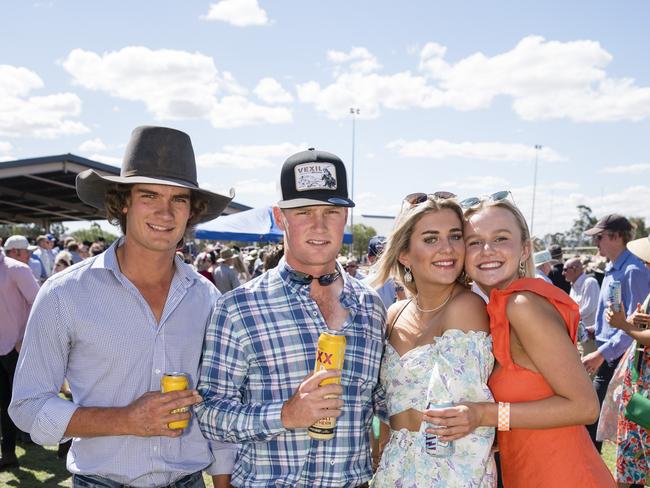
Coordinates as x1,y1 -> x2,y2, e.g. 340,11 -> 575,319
161,372 -> 190,429
308,332 -> 346,440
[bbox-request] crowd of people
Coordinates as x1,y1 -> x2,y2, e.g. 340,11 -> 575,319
0,125 -> 648,488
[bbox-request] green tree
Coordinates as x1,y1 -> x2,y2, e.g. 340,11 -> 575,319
71,222 -> 118,243
629,217 -> 647,239
0,223 -> 48,240
342,223 -> 377,259
566,205 -> 597,247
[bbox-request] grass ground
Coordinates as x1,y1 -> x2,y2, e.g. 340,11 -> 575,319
0,443 -> 215,487
1,441 -> 618,487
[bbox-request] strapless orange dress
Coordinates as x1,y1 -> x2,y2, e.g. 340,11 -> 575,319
487,278 -> 615,488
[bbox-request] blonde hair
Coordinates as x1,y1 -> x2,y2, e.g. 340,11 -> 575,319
371,197 -> 465,296
463,198 -> 535,279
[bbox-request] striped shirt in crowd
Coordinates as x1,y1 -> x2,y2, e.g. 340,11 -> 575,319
9,239 -> 236,487
196,257 -> 386,487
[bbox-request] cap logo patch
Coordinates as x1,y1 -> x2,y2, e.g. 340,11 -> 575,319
294,162 -> 337,192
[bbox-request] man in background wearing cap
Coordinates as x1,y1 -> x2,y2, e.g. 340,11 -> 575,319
3,235 -> 46,283
3,235 -> 36,266
197,148 -> 385,487
563,257 -> 600,356
10,126 -> 236,487
33,235 -> 56,278
547,244 -> 571,294
344,257 -> 366,280
533,249 -> 554,283
581,213 -> 650,450
0,237 -> 40,470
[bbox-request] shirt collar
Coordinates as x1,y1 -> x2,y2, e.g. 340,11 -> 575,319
608,248 -> 632,273
277,257 -> 359,306
90,237 -> 197,288
573,272 -> 587,288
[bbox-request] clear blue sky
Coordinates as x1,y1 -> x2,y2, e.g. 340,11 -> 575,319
2,0 -> 649,237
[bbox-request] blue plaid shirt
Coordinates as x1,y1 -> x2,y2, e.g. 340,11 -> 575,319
196,258 -> 386,487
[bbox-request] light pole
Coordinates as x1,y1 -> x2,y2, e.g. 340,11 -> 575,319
350,107 -> 359,254
530,144 -> 542,236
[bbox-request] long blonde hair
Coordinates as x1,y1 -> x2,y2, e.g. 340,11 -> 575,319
463,198 -> 535,279
371,196 -> 465,296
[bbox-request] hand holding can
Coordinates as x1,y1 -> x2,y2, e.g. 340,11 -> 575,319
161,372 -> 190,429
308,332 -> 346,440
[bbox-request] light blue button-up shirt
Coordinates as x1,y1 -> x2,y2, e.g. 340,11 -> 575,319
595,248 -> 650,362
9,239 -> 236,486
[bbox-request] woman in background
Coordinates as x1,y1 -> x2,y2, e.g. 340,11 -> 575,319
605,234 -> 650,488
193,251 -> 215,285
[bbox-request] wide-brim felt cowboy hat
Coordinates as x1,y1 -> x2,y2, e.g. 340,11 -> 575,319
76,125 -> 234,224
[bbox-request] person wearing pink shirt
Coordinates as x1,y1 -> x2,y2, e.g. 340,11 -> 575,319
0,241 -> 40,470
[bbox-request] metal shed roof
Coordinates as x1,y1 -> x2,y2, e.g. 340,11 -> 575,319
0,154 -> 249,226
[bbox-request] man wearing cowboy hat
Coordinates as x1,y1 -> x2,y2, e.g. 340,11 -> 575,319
195,148 -> 385,487
212,247 -> 240,294
10,126 -> 236,487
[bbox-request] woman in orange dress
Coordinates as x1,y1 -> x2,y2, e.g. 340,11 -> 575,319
423,193 -> 615,487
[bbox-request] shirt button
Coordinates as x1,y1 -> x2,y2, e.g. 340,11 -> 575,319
312,311 -> 318,317
154,369 -> 161,374
330,459 -> 335,466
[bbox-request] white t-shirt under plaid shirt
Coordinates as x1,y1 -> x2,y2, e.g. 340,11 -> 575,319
196,258 -> 386,487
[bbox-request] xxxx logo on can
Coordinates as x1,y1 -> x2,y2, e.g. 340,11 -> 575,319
317,350 -> 333,366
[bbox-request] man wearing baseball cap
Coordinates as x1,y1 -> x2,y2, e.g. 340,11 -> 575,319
581,213 -> 650,450
3,236 -> 46,283
10,126 -> 236,487
196,148 -> 385,487
0,236 -> 40,470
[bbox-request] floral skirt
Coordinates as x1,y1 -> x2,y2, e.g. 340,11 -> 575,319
616,345 -> 650,485
371,428 -> 496,488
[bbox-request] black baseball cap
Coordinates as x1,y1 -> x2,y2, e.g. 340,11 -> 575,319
585,213 -> 632,236
277,148 -> 355,209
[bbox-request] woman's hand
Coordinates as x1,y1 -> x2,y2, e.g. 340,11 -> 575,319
605,299 -> 631,331
630,303 -> 650,330
422,403 -> 484,441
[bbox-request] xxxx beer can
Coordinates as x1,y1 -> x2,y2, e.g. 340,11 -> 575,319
161,372 -> 190,429
307,332 -> 346,440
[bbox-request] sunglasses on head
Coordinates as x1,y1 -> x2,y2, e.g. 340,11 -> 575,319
459,190 -> 514,210
403,191 -> 457,205
288,268 -> 341,286
400,191 -> 457,213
